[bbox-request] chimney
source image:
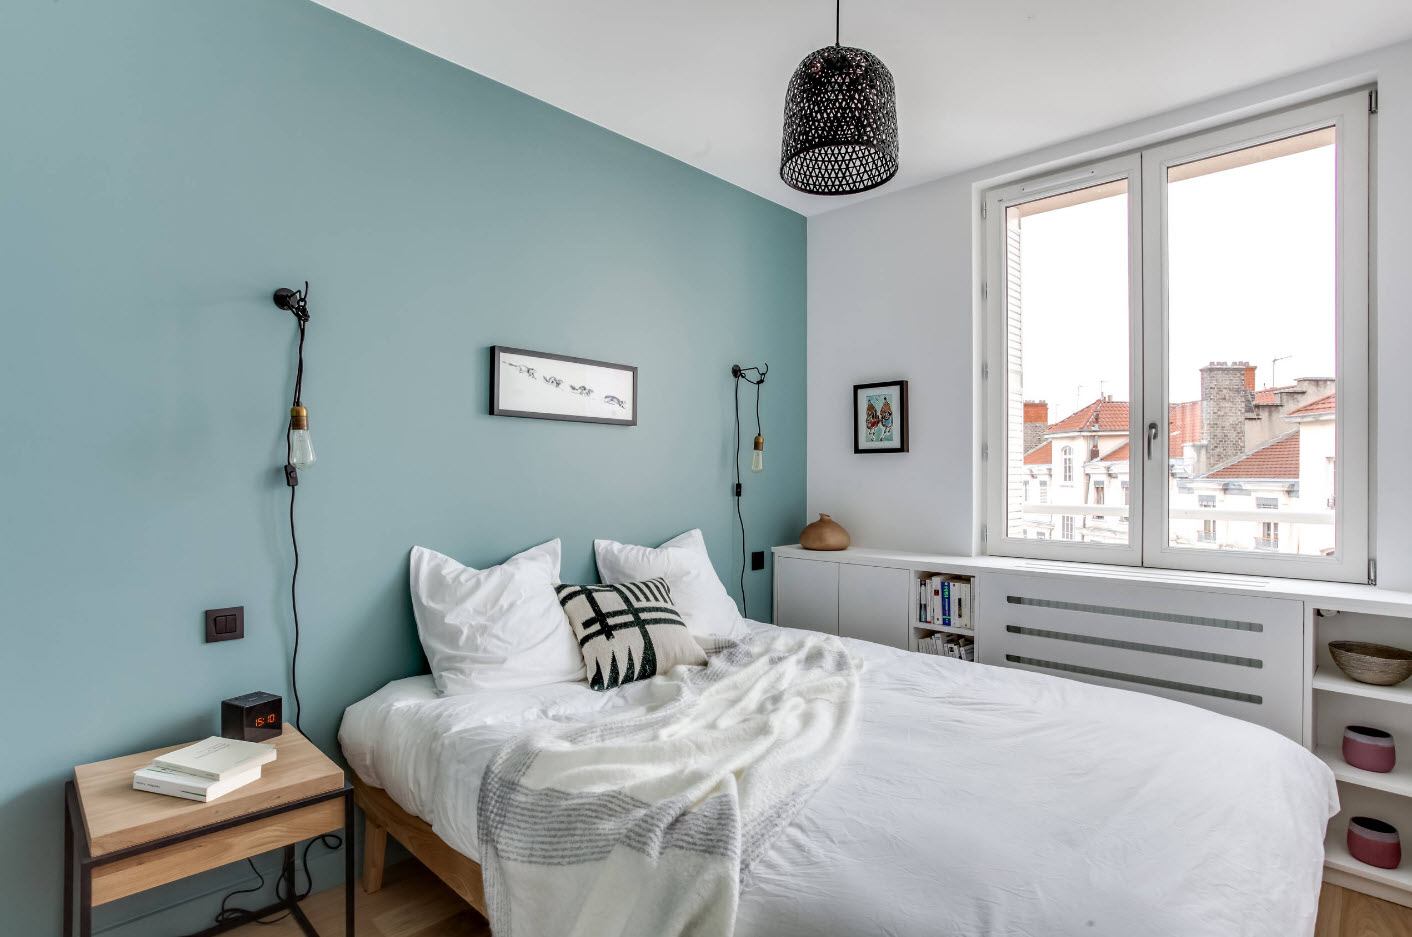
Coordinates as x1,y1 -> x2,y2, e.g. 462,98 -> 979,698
1244,365 -> 1256,392
1023,401 -> 1049,453
1201,362 -> 1251,469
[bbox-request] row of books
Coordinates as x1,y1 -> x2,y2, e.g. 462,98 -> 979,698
132,736 -> 277,803
918,633 -> 976,661
917,574 -> 973,630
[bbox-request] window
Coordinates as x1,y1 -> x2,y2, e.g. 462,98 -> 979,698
1260,522 -> 1280,551
985,91 -> 1370,582
1094,483 -> 1105,505
1038,481 -> 1049,504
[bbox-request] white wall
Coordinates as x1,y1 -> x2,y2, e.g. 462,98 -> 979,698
807,39 -> 1412,588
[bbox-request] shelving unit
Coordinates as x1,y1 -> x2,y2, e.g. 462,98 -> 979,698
910,570 -> 977,660
1315,745 -> 1412,798
1325,834 -> 1412,893
1312,605 -> 1412,907
1314,667 -> 1412,705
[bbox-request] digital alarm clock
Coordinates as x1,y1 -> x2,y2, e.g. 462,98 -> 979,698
221,691 -> 283,743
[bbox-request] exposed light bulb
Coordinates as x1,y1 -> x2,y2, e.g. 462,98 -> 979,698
751,434 -> 764,473
289,405 -> 317,470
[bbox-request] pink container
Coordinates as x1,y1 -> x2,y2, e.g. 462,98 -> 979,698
1348,817 -> 1402,869
1343,725 -> 1396,773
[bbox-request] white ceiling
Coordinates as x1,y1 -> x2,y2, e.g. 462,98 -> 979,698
312,0 -> 1412,216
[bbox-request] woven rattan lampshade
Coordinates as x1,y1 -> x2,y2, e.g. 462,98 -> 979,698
780,42 -> 898,195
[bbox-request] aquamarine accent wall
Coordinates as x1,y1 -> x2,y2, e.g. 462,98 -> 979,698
0,2 -> 804,933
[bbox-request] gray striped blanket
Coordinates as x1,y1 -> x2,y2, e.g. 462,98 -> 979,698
476,630 -> 861,937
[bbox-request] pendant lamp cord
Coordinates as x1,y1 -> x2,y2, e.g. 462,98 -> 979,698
835,0 -> 840,45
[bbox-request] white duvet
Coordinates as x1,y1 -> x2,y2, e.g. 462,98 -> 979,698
341,622 -> 1338,937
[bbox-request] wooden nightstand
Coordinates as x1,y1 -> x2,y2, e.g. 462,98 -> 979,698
63,727 -> 353,937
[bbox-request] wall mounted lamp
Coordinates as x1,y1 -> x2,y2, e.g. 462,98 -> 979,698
273,283 -> 315,484
731,363 -> 768,617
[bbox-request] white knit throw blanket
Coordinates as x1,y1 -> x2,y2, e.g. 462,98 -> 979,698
476,630 -> 861,937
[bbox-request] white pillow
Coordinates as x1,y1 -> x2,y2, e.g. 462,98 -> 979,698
594,529 -> 746,640
409,540 -> 585,694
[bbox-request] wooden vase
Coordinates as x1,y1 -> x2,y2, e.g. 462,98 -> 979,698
800,514 -> 850,551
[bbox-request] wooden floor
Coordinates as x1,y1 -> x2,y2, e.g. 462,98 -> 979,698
227,862 -> 1412,937
227,860 -> 488,937
1317,884 -> 1412,937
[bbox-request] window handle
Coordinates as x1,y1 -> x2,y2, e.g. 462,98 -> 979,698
1146,422 -> 1159,460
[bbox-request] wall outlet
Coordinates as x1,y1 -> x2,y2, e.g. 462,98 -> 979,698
205,606 -> 244,643
751,551 -> 765,571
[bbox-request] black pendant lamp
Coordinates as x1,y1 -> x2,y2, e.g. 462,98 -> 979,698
780,0 -> 899,195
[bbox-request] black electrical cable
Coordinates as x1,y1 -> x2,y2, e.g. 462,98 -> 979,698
188,288 -> 340,936
733,376 -> 748,619
731,365 -> 766,620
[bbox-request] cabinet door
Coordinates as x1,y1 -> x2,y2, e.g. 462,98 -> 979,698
774,556 -> 839,634
838,564 -> 911,649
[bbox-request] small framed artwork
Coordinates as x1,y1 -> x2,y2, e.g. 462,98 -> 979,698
854,380 -> 908,453
490,346 -> 638,426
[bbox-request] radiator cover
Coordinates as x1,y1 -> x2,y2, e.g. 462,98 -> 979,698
979,573 -> 1305,741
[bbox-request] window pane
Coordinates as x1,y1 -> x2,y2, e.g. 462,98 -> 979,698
1004,181 -> 1131,544
1164,128 -> 1337,557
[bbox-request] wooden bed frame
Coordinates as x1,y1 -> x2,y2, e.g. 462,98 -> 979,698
352,773 -> 487,916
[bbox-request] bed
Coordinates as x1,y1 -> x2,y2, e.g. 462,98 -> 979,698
340,619 -> 1338,937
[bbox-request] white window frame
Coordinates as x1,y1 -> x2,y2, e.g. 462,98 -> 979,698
983,90 -> 1371,582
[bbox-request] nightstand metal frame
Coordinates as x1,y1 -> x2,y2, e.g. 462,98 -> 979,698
63,780 -> 354,937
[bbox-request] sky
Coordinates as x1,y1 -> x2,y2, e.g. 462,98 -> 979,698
1015,141 -> 1336,420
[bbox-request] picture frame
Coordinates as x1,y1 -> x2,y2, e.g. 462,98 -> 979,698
853,380 -> 908,453
490,346 -> 638,426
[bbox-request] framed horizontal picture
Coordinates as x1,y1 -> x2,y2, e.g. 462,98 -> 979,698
854,380 -> 908,453
490,346 -> 638,426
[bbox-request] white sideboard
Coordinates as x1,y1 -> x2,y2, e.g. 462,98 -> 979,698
771,543 -> 1412,907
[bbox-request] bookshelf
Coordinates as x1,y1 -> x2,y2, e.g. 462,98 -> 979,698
911,571 -> 977,661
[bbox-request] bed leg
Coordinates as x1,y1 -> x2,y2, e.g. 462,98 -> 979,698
362,818 -> 388,894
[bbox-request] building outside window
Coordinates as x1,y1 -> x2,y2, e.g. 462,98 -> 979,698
1062,446 -> 1073,482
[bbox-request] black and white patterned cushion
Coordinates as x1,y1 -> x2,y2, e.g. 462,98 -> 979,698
555,578 -> 707,690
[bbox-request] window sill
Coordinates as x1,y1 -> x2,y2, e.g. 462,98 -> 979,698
772,544 -> 1409,615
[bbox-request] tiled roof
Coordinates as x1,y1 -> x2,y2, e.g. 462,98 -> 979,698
1289,392 -> 1336,418
1098,442 -> 1130,462
1252,385 -> 1295,407
1168,400 -> 1202,458
1204,431 -> 1300,480
1075,401 -> 1199,462
1023,441 -> 1051,466
1048,398 -> 1129,433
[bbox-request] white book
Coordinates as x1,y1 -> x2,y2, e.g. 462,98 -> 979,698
152,736 -> 276,781
133,763 -> 263,802
954,580 -> 973,630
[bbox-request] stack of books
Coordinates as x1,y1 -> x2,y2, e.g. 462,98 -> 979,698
916,575 -> 973,631
132,736 -> 277,803
917,633 -> 976,661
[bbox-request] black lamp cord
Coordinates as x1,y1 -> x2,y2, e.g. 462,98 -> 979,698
188,287 -> 340,934
732,364 -> 766,619
286,312 -> 307,736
